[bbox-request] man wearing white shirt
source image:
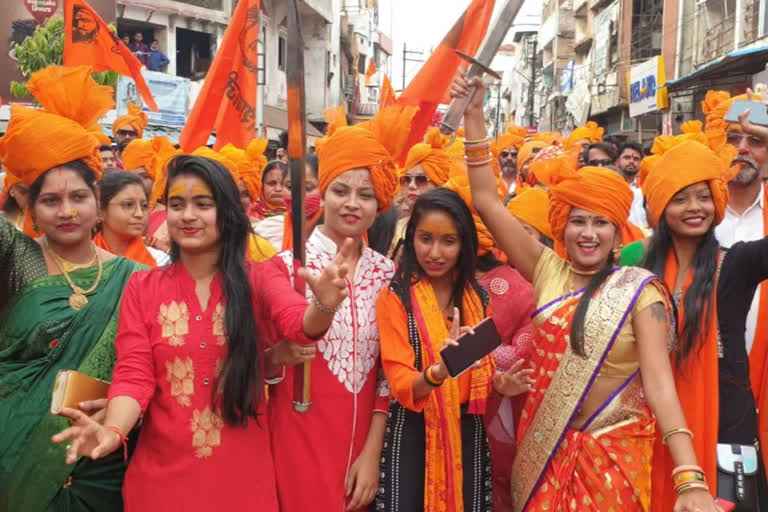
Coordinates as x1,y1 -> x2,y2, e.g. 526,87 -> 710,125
498,144 -> 518,196
615,142 -> 649,231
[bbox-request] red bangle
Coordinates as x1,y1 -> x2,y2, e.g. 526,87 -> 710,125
104,425 -> 128,462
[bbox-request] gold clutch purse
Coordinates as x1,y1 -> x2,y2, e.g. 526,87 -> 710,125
50,370 -> 110,415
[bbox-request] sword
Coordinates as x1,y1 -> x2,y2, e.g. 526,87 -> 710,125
440,0 -> 525,135
286,0 -> 311,413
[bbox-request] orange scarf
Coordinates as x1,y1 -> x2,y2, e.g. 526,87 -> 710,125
620,220 -> 646,247
750,183 -> 768,474
651,253 -> 719,510
410,279 -> 494,512
93,231 -> 157,267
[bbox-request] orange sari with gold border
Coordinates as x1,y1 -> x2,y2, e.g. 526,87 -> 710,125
511,266 -> 669,512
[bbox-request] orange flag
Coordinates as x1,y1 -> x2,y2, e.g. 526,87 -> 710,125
64,0 -> 158,111
179,0 -> 260,151
396,0 -> 495,163
364,58 -> 377,86
380,74 -> 397,108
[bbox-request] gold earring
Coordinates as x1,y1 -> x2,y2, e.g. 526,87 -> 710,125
613,245 -> 622,261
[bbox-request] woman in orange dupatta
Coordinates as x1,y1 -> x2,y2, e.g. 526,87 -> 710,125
377,188 -> 532,512
454,73 -> 721,512
634,134 -> 768,510
93,171 -> 170,267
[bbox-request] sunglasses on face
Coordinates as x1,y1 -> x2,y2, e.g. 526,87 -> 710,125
500,151 -> 517,158
399,175 -> 430,187
588,158 -> 614,167
116,129 -> 138,137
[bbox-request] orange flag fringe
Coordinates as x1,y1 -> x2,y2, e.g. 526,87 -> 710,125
179,0 -> 261,151
396,0 -> 495,164
63,0 -> 158,111
364,58 -> 377,86
380,75 -> 397,108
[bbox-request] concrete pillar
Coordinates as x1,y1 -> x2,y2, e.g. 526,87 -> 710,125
167,15 -> 177,76
734,0 -> 744,49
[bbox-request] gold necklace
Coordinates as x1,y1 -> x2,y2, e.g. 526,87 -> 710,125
567,266 -> 600,294
46,244 -> 103,310
46,243 -> 98,272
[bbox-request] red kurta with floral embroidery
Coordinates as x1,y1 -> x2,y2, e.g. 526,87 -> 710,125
108,262 -> 316,512
268,229 -> 394,512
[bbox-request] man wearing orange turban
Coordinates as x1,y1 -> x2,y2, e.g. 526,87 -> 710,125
492,124 -> 528,195
565,121 -> 604,150
112,103 -> 148,163
516,140 -> 547,191
704,93 -> 768,456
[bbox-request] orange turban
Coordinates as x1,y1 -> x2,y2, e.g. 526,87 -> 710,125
533,131 -> 565,147
540,165 -> 633,244
506,187 -> 553,240
123,136 -> 176,182
443,172 -> 496,255
112,103 -> 148,138
703,90 -> 763,145
0,65 -> 114,185
517,140 -> 547,174
240,139 -> 268,201
565,121 -> 604,149
148,141 -> 182,207
404,127 -> 454,186
491,125 -> 527,176
317,104 -> 417,213
641,140 -> 738,226
88,126 -> 112,145
191,147 -> 239,179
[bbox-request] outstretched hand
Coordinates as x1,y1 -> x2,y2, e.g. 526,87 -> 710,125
299,237 -> 356,313
493,358 -> 535,397
51,407 -> 121,464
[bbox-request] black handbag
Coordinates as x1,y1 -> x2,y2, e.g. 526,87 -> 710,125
717,443 -> 760,511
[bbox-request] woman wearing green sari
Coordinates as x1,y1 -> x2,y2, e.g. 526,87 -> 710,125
0,65 -> 142,512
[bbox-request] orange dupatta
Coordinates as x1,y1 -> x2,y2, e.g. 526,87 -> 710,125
409,279 -> 494,512
93,232 -> 157,267
651,254 -> 719,510
749,183 -> 768,474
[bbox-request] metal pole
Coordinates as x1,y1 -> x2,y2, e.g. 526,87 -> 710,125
528,38 -> 537,127
403,42 -> 406,91
495,81 -> 502,138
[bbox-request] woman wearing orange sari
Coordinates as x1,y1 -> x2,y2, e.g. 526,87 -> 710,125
454,73 -> 721,512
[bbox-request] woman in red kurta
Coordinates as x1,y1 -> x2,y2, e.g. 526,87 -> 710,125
53,155 -> 353,512
266,105 -> 413,512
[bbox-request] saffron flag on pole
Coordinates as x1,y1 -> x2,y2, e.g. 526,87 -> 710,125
179,0 -> 261,151
396,0 -> 495,163
364,58 -> 377,86
63,0 -> 158,111
380,74 -> 397,108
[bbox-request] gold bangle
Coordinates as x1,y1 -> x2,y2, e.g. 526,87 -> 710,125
662,428 -> 693,445
674,482 -> 709,495
464,137 -> 490,146
671,464 -> 704,477
673,470 -> 706,487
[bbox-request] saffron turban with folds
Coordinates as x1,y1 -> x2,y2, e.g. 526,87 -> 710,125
539,165 -> 633,243
506,187 -> 553,240
317,104 -> 418,213
0,65 -> 114,185
443,172 -> 497,256
565,121 -> 604,149
641,140 -> 738,226
403,127 -> 454,186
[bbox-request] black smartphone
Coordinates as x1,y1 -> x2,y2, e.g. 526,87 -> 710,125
440,317 -> 502,378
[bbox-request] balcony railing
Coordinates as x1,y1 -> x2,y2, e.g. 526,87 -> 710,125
175,0 -> 223,10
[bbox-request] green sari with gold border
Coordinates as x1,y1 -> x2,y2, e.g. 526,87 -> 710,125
0,219 -> 142,512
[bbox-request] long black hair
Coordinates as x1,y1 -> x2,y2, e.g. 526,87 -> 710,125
99,170 -> 145,209
391,188 -> 484,318
367,205 -> 400,256
641,216 -> 718,367
262,160 -> 288,182
569,249 -> 617,357
165,155 -> 261,427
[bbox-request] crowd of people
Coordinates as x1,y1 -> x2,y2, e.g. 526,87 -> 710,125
0,62 -> 766,512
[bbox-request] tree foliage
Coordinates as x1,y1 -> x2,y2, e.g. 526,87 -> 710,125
10,15 -> 119,99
